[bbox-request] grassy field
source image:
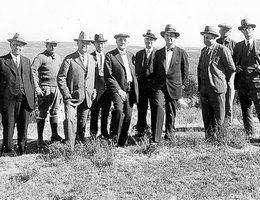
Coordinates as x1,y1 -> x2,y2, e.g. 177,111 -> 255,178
1,42 -> 260,200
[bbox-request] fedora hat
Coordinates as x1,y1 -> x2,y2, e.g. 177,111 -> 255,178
8,33 -> 27,45
200,26 -> 219,37
218,23 -> 232,30
44,38 -> 59,44
114,32 -> 130,39
74,31 -> 93,42
238,19 -> 256,31
142,29 -> 157,40
160,24 -> 180,38
93,34 -> 107,42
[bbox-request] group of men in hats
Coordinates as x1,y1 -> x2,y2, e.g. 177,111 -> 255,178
198,18 -> 260,143
1,18 -> 260,155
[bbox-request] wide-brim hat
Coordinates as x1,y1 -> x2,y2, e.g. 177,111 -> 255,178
142,29 -> 157,40
160,24 -> 180,38
114,32 -> 130,39
238,19 -> 256,31
44,38 -> 59,44
93,33 -> 107,42
200,26 -> 219,37
74,31 -> 93,42
8,33 -> 27,45
218,23 -> 232,30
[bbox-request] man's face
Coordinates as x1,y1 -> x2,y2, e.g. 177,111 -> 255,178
46,43 -> 57,54
164,32 -> 177,47
219,28 -> 231,38
77,40 -> 91,54
116,37 -> 129,51
144,37 -> 155,49
10,41 -> 24,56
203,33 -> 217,47
94,42 -> 105,53
241,26 -> 254,40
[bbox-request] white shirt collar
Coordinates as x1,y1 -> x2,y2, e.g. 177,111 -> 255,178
245,38 -> 253,45
146,47 -> 153,53
117,48 -> 127,55
10,52 -> 20,60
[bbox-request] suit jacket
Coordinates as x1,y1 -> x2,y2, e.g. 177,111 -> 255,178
57,51 -> 96,107
153,46 -> 189,99
91,51 -> 106,102
233,39 -> 260,90
216,37 -> 236,55
104,48 -> 139,105
197,43 -> 236,93
135,48 -> 156,92
0,53 -> 35,112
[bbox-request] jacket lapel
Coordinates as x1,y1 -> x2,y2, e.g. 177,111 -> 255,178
5,53 -> 17,75
74,52 -> 86,71
161,48 -> 167,72
209,44 -> 219,63
253,39 -> 260,64
115,52 -> 125,67
127,51 -> 135,77
169,47 -> 178,70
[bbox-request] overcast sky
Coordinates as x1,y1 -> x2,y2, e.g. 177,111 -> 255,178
1,0 -> 259,47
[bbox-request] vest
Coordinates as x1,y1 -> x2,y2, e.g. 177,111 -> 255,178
15,61 -> 25,95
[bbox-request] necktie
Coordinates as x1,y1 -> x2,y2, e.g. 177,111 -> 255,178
99,54 -> 103,76
246,40 -> 252,55
206,47 -> 211,55
147,49 -> 150,57
15,57 -> 19,68
167,47 -> 174,51
82,55 -> 87,68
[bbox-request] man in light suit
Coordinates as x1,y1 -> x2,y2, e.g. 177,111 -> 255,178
135,29 -> 157,136
233,19 -> 260,141
152,24 -> 189,143
57,31 -> 96,150
198,26 -> 236,142
0,33 -> 35,156
104,32 -> 139,147
90,34 -> 111,139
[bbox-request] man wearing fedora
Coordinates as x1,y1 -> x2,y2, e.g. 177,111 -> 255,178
0,33 -> 35,156
216,23 -> 236,125
134,29 -> 157,137
32,38 -> 63,147
233,19 -> 260,141
198,26 -> 235,142
90,34 -> 111,139
152,24 -> 189,143
57,31 -> 96,150
104,32 -> 138,147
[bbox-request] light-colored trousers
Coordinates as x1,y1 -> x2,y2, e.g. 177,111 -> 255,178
225,72 -> 236,124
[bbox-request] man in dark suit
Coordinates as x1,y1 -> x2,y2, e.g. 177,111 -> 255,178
135,29 -> 157,136
0,33 -> 35,156
104,32 -> 139,147
57,31 -> 96,150
152,24 -> 189,143
216,23 -> 236,125
90,34 -> 111,139
198,26 -> 235,142
233,19 -> 260,141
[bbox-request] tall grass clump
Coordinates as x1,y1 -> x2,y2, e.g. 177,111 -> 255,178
44,139 -> 114,168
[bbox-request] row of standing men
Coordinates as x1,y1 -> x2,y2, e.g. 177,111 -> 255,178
0,18 -> 259,156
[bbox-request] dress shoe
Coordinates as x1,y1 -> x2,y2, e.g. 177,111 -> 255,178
249,138 -> 260,144
51,134 -> 64,142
